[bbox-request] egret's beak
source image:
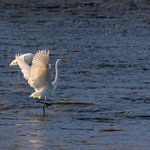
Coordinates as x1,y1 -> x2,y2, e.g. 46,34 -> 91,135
62,60 -> 70,63
10,59 -> 18,66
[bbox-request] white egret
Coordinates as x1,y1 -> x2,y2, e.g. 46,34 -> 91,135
10,53 -> 34,83
15,50 -> 69,115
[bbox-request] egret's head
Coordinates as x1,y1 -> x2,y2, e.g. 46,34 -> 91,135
10,59 -> 18,66
56,59 -> 70,66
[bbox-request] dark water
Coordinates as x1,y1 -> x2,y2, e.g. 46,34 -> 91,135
1,0 -> 150,149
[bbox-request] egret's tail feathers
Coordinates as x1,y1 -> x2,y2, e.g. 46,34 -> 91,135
30,91 -> 43,99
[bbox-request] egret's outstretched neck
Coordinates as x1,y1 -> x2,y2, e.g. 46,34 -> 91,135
52,59 -> 61,89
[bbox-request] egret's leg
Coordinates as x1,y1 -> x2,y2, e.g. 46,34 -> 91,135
43,96 -> 47,116
19,71 -> 21,84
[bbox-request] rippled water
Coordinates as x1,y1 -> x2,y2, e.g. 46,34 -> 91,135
1,0 -> 150,149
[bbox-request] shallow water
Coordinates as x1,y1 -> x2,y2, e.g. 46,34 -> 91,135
1,0 -> 150,149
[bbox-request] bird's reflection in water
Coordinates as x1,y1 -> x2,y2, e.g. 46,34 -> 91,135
15,114 -> 54,149
29,139 -> 45,148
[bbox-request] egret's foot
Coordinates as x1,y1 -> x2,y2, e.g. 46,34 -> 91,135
46,103 -> 53,107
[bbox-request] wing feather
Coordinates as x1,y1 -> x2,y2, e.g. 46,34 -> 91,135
28,50 -> 51,91
15,54 -> 31,80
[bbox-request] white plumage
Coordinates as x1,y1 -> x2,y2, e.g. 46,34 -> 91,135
10,53 -> 34,66
10,53 -> 34,82
28,50 -> 51,99
15,50 -> 69,115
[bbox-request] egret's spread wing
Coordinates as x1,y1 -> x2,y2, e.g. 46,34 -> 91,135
28,50 -> 51,91
15,54 -> 31,80
23,53 -> 34,66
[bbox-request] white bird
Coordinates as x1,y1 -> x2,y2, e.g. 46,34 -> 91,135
15,50 -> 69,115
10,53 -> 34,83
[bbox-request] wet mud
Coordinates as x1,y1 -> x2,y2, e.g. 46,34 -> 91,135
0,0 -> 150,149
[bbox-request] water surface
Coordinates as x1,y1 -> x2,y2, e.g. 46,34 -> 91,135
1,0 -> 150,149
